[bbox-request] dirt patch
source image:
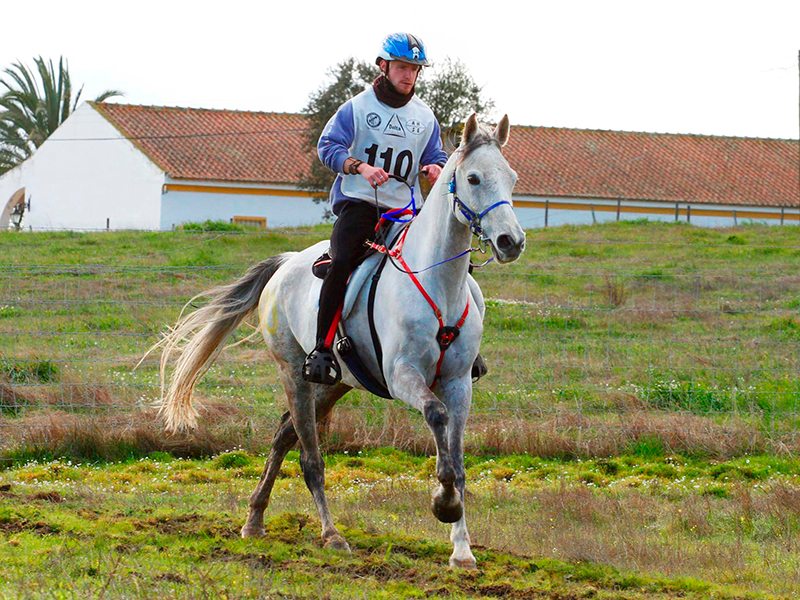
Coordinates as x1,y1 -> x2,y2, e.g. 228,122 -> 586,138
0,518 -> 60,536
0,487 -> 64,504
30,491 -> 64,503
475,584 -> 514,597
137,513 -> 238,539
349,559 -> 418,582
153,572 -> 188,584
386,544 -> 426,560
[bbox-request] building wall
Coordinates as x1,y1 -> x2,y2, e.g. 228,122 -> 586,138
160,180 -> 329,229
512,196 -> 800,230
9,103 -> 165,230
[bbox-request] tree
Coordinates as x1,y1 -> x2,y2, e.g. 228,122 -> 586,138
416,58 -> 494,149
300,56 -> 493,194
0,56 -> 123,174
298,58 -> 379,196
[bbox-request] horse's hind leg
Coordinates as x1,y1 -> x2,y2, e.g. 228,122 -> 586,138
291,374 -> 351,550
242,370 -> 348,539
241,410 -> 296,538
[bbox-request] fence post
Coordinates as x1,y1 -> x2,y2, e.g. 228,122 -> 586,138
781,207 -> 785,225
675,203 -> 679,222
616,199 -> 621,221
733,210 -> 737,226
545,200 -> 549,228
591,204 -> 596,224
686,205 -> 691,223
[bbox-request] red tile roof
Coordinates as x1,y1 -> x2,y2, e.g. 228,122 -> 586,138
91,102 -> 313,185
505,126 -> 799,208
91,103 -> 799,207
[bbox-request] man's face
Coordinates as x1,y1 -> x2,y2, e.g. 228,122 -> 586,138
382,60 -> 421,95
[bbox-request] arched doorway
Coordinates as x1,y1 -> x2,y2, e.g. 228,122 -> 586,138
0,188 -> 26,230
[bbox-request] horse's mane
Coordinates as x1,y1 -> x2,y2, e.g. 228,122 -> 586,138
456,124 -> 502,165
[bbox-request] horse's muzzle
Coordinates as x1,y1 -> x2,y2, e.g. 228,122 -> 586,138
492,230 -> 526,263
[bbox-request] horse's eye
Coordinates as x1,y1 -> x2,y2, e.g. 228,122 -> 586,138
467,174 -> 481,185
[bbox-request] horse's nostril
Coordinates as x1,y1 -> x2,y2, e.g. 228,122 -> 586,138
496,234 -> 513,252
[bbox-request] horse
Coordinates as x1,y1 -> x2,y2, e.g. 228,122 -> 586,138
152,113 -> 526,568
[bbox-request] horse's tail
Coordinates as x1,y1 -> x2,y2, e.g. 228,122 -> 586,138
150,254 -> 290,432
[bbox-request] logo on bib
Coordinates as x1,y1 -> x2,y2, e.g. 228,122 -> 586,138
406,119 -> 426,135
366,112 -> 382,129
384,114 -> 406,138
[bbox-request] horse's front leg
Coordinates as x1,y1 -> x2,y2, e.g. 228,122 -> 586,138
439,376 -> 477,569
391,362 -> 463,524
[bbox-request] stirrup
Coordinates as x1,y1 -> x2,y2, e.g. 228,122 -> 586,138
302,347 -> 341,385
471,353 -> 488,381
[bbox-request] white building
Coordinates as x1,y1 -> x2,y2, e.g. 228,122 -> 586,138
0,102 -> 326,231
2,102 -> 798,231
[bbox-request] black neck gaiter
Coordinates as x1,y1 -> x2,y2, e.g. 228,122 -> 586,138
373,74 -> 415,109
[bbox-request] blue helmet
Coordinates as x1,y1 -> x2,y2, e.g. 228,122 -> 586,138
375,33 -> 430,67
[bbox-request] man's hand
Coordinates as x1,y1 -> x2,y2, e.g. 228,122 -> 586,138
358,163 -> 390,188
421,164 -> 442,186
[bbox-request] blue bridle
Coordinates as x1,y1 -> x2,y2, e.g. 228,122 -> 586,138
449,173 -> 511,241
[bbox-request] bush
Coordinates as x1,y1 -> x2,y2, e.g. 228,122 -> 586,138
213,450 -> 252,469
180,220 -> 246,232
0,360 -> 59,384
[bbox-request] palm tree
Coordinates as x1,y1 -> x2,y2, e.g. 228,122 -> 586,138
0,56 -> 122,174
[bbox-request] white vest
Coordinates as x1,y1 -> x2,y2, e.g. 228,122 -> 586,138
341,89 -> 437,210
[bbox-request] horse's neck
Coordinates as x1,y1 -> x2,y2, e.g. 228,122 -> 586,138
401,159 -> 472,308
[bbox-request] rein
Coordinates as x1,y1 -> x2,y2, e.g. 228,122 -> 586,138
366,168 -> 508,387
368,171 -> 504,275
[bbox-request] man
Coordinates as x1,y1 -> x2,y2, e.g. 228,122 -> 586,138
302,32 -> 448,385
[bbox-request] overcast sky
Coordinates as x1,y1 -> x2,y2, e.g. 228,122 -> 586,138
2,0 -> 799,140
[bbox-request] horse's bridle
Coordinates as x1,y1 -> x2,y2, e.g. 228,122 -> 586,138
448,172 -> 511,248
368,169 -> 511,273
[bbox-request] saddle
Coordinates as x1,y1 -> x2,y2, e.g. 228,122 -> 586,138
311,213 -> 399,280
309,220 -> 406,398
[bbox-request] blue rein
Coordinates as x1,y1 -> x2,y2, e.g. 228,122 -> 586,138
371,170 -> 508,274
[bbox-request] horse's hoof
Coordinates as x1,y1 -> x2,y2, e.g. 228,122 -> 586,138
449,555 -> 477,569
324,534 -> 351,552
241,525 -> 266,538
431,485 -> 463,523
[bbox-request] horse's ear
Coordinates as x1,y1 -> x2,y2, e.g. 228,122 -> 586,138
493,114 -> 510,147
461,113 -> 479,147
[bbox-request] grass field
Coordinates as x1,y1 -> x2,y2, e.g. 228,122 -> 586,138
1,221 -> 800,597
1,220 -> 799,460
2,449 -> 800,598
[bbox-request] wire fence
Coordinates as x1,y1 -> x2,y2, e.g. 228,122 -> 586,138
2,227 -> 800,457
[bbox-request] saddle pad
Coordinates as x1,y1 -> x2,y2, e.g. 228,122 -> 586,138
311,251 -> 384,321
311,220 -> 404,320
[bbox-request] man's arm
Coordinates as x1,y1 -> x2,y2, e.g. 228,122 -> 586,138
318,103 -> 356,174
318,102 -> 391,188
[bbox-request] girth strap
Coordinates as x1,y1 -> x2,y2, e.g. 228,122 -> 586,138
367,252 -> 391,391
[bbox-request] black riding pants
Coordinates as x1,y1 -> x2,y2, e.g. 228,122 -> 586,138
316,200 -> 380,348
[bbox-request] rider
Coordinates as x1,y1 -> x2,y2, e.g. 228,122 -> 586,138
302,32 -> 448,385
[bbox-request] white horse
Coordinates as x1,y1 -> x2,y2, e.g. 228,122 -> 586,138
154,114 -> 525,568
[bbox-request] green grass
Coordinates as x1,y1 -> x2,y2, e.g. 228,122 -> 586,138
1,221 -> 800,458
1,450 -> 798,598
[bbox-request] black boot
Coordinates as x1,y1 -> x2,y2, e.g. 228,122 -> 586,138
471,353 -> 488,381
302,345 -> 341,385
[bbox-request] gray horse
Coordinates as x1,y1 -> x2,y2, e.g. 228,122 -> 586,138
153,114 -> 525,568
